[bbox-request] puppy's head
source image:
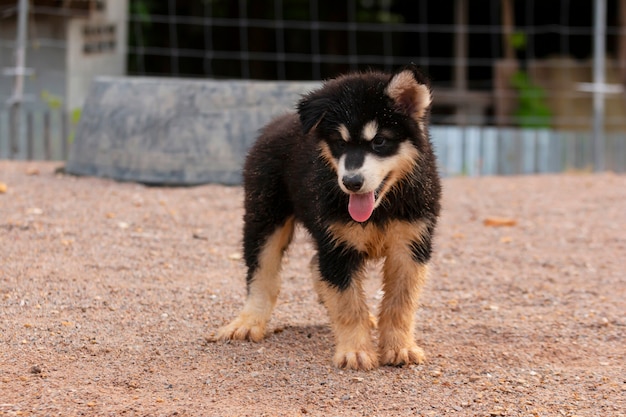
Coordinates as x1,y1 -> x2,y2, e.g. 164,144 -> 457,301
297,65 -> 432,223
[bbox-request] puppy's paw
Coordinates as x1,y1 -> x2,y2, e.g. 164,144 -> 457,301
216,314 -> 266,342
379,344 -> 425,367
333,348 -> 379,371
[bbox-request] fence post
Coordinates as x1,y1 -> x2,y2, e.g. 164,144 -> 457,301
7,0 -> 31,157
9,106 -> 18,158
592,0 -> 607,172
26,111 -> 33,160
44,111 -> 51,160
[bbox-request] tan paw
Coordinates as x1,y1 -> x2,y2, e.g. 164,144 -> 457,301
216,315 -> 266,342
333,348 -> 379,371
379,344 -> 425,367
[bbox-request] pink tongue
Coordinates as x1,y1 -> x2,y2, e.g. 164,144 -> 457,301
348,191 -> 375,222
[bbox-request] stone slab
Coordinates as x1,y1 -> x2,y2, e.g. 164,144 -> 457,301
65,77 -> 320,185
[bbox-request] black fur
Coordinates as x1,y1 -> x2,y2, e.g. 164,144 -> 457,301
242,65 -> 441,290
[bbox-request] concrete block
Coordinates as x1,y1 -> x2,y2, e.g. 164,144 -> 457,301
65,77 -> 320,185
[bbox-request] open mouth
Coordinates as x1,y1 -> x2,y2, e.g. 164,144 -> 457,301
347,178 -> 387,223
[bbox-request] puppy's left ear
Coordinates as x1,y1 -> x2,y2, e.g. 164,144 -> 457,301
297,91 -> 330,134
385,65 -> 432,121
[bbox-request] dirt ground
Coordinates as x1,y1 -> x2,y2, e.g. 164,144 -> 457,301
0,161 -> 624,417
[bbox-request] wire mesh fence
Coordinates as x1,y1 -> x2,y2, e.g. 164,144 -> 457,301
1,0 -> 626,171
124,0 -> 626,128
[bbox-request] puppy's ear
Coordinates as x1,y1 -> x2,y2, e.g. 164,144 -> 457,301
385,65 -> 432,121
297,91 -> 330,134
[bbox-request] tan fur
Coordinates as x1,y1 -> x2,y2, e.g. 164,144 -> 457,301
378,221 -> 429,365
217,216 -> 295,341
319,220 -> 431,368
311,258 -> 378,370
385,70 -> 432,120
327,219 -> 429,257
378,255 -> 428,365
319,142 -> 338,171
337,124 -> 350,142
374,142 -> 420,206
361,120 -> 378,141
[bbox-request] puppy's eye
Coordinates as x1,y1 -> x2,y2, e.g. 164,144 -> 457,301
371,135 -> 386,150
332,140 -> 346,151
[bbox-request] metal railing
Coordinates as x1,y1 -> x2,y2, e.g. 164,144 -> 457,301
0,108 -> 75,161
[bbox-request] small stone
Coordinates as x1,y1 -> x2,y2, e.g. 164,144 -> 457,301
484,217 -> 517,227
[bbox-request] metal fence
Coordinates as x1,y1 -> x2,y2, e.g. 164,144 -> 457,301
2,107 -> 624,177
431,126 -> 626,176
125,0 -> 626,127
0,109 -> 75,161
1,0 -> 626,173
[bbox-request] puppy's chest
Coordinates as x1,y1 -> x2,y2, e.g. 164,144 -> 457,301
327,220 -> 427,259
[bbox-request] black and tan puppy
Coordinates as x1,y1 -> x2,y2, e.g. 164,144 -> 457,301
217,65 -> 442,370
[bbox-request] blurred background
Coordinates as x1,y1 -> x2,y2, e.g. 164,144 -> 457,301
1,0 -> 625,174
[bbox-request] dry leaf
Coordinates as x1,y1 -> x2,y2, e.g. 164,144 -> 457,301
484,217 -> 517,227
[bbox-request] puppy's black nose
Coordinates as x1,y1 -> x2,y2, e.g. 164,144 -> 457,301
342,174 -> 364,192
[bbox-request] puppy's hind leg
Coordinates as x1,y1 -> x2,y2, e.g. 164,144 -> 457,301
217,216 -> 295,342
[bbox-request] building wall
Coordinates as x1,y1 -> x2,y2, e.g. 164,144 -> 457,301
65,0 -> 128,111
0,0 -> 127,112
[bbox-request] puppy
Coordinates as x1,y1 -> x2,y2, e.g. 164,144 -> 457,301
217,65 -> 442,370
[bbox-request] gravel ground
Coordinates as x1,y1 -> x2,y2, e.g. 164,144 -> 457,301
1,161 -> 625,416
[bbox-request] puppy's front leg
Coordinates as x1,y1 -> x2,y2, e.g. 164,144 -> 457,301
378,223 -> 432,366
312,253 -> 378,371
378,258 -> 428,366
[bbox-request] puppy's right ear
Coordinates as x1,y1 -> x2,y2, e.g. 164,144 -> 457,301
297,91 -> 330,134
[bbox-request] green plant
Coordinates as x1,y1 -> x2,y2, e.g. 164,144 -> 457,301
40,90 -> 63,109
510,70 -> 552,128
509,32 -> 552,128
67,108 -> 82,144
